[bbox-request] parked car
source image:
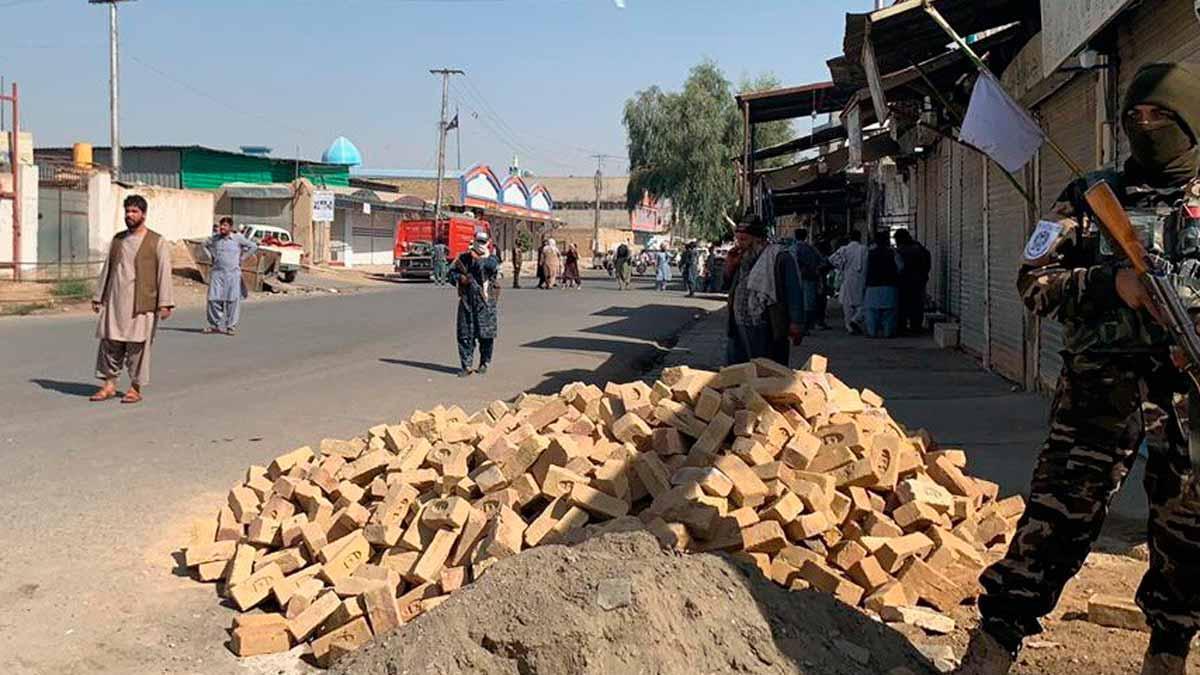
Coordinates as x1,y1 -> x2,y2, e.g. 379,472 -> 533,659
241,224 -> 302,283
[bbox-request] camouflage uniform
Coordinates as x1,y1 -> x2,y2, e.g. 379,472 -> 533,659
977,170 -> 1200,658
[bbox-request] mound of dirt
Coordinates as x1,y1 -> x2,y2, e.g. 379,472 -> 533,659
332,523 -> 933,675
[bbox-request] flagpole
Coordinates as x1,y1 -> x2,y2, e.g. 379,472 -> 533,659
922,1 -> 1089,180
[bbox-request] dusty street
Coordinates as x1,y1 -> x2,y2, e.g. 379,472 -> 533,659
0,275 -> 721,675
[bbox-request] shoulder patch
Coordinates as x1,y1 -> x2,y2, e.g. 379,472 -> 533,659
1024,220 -> 1064,261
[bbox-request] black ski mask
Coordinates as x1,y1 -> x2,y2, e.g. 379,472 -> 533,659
1122,63 -> 1200,186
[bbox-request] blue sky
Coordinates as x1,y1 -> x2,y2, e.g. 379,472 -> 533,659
0,0 -> 872,176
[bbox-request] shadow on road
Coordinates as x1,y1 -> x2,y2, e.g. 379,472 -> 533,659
160,327 -> 213,335
379,358 -> 461,375
30,378 -> 101,397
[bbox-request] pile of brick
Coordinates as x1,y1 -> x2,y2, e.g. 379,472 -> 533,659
182,355 -> 1024,667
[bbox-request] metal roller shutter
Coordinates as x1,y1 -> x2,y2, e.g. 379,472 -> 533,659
961,153 -> 987,356
987,161 -> 1028,382
946,143 -> 964,320
1036,74 -> 1098,390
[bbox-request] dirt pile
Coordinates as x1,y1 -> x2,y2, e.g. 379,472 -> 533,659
332,525 -> 934,675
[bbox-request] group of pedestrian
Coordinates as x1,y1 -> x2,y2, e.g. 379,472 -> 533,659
90,199 -> 263,404
530,238 -> 582,289
828,228 -> 930,338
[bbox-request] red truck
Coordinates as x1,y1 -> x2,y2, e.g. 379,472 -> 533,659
393,216 -> 492,279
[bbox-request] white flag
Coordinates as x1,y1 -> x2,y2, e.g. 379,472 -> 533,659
959,70 -> 1046,173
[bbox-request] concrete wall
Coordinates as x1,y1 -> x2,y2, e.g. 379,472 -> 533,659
87,172 -> 215,253
0,164 -> 40,277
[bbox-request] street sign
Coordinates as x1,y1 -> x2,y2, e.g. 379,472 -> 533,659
312,190 -> 335,221
362,202 -> 371,215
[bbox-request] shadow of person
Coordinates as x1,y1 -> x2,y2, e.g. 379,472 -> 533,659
378,358 -> 462,375
30,378 -> 103,397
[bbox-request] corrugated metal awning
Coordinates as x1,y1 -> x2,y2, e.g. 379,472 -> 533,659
839,0 -> 1039,87
752,125 -> 847,163
736,81 -> 856,125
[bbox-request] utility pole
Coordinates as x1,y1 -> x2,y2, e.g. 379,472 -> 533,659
91,0 -> 134,178
429,69 -> 464,235
590,154 -> 619,254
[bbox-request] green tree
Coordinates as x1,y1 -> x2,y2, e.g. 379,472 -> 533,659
624,60 -> 793,241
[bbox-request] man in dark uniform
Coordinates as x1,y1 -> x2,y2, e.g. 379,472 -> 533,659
449,231 -> 499,377
959,63 -> 1200,675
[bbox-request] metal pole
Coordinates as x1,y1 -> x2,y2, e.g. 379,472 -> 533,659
455,104 -> 462,171
11,81 -> 20,281
593,164 -> 602,255
429,69 -> 464,238
108,1 -> 121,178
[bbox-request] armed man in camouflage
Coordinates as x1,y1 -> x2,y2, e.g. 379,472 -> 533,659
960,63 -> 1200,675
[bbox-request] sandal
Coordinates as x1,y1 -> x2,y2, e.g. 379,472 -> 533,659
202,327 -> 218,334
120,389 -> 143,404
89,386 -> 118,402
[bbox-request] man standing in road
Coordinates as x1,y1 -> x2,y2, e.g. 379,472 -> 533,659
894,229 -> 931,334
204,217 -> 258,335
89,195 -> 174,404
450,231 -> 500,377
431,241 -> 450,286
511,236 -> 524,289
959,62 -> 1200,675
724,215 -> 806,365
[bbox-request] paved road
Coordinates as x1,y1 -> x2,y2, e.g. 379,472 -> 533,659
0,274 -> 721,674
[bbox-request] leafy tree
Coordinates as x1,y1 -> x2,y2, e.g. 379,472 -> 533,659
624,60 -> 793,241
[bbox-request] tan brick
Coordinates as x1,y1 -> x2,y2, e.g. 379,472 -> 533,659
895,478 -> 955,514
828,540 -> 868,572
440,566 -> 468,593
653,399 -> 708,438
799,560 -> 865,606
255,547 -> 307,576
310,616 -> 371,667
693,387 -> 723,422
421,496 -> 472,530
808,446 -> 856,475
475,505 -> 526,560
785,511 -> 832,540
230,563 -> 284,611
876,532 -> 935,573
215,506 -> 242,542
231,622 -> 291,657
731,437 -> 775,466
714,455 -> 769,508
742,521 -> 788,553
864,581 -> 915,614
893,501 -> 942,532
320,531 -> 370,583
672,466 -> 733,497
612,412 -> 653,445
802,354 -> 828,373
896,557 -> 964,612
688,412 -> 735,466
632,451 -> 672,498
569,482 -> 629,519
287,589 -> 343,642
848,556 -> 892,592
864,512 -> 905,539
927,455 -> 981,501
652,428 -> 686,456
184,540 -> 237,568
224,543 -> 257,587
500,434 -> 550,482
227,486 -> 261,524
362,584 -> 402,636
526,398 -> 570,431
1087,594 -> 1149,632
268,446 -> 315,479
411,528 -> 461,584
781,431 -> 821,470
760,491 -> 804,525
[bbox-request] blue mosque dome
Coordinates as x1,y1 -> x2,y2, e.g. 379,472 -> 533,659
322,136 -> 362,166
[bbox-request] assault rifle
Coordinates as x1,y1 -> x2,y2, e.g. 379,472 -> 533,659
1085,181 -> 1200,485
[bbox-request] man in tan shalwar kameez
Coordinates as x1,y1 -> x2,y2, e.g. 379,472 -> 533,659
90,195 -> 174,404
